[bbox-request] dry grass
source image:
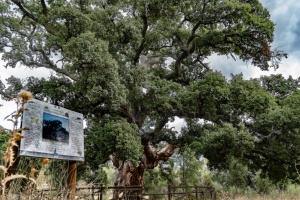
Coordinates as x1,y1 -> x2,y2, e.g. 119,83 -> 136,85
230,195 -> 299,200
218,190 -> 300,200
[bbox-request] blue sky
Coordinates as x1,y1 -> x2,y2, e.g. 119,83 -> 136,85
209,0 -> 300,79
1,0 -> 300,128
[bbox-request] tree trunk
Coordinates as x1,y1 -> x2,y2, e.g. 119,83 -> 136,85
112,161 -> 144,200
110,141 -> 177,200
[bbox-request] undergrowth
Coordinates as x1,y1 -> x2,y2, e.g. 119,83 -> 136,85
0,91 -> 52,199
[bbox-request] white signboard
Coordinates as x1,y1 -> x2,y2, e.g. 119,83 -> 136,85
20,99 -> 84,161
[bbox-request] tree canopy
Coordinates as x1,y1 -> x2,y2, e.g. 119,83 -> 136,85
0,0 -> 294,186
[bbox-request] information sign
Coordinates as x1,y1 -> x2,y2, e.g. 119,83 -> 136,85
20,99 -> 84,161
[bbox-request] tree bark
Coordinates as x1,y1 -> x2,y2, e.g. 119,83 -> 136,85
111,141 -> 177,200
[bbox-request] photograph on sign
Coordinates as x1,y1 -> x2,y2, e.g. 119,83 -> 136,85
42,113 -> 70,143
20,99 -> 84,161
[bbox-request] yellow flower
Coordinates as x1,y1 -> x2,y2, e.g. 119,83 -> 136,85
17,90 -> 33,103
13,133 -> 24,142
42,158 -> 49,166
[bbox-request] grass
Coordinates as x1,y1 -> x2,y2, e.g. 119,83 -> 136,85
218,187 -> 300,200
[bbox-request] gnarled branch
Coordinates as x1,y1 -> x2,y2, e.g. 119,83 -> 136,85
141,141 -> 177,169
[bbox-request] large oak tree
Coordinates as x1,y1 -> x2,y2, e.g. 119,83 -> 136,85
0,0 -> 290,193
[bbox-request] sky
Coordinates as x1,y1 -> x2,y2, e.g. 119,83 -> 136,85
210,0 -> 300,79
1,0 -> 300,129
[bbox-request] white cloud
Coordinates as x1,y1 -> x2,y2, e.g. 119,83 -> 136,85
0,100 -> 18,129
208,53 -> 300,80
168,117 -> 186,132
0,57 -> 52,129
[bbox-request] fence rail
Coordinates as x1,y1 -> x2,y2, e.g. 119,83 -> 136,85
34,185 -> 216,200
167,185 -> 216,200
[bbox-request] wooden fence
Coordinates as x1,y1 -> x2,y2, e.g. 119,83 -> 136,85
35,185 -> 142,200
35,185 -> 216,200
167,185 -> 216,200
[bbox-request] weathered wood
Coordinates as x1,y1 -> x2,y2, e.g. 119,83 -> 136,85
36,185 -> 216,199
67,161 -> 77,200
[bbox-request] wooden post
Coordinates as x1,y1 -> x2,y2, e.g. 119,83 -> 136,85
99,184 -> 103,200
168,185 -> 171,200
67,161 -> 77,200
92,185 -> 94,200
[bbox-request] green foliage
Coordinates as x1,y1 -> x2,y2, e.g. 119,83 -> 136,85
85,117 -> 143,168
77,164 -> 108,185
253,170 -> 276,194
246,84 -> 300,182
229,74 -> 276,117
0,129 -> 9,159
284,181 -> 300,197
259,74 -> 300,101
211,158 -> 249,191
188,71 -> 230,121
43,160 -> 67,189
0,130 -> 9,178
178,145 -> 203,186
0,0 -> 291,186
193,123 -> 255,169
158,158 -> 178,187
143,168 -> 168,198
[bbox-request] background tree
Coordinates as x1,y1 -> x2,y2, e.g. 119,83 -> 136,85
0,0 -> 288,189
178,145 -> 203,187
0,128 -> 9,151
0,128 -> 10,177
247,75 -> 300,184
183,74 -> 300,185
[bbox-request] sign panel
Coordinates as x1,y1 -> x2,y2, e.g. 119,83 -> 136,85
20,99 -> 84,161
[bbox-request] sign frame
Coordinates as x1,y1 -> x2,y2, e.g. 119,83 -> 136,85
20,99 -> 84,161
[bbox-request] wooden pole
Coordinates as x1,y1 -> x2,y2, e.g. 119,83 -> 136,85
100,183 -> 103,200
168,185 -> 171,200
67,161 -> 77,200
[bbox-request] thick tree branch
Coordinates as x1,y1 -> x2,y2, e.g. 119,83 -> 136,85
11,0 -> 39,22
141,141 -> 177,169
174,43 -> 196,77
173,14 -> 208,78
11,0 -> 56,36
153,117 -> 169,136
132,11 -> 148,65
249,128 -> 283,142
27,39 -> 78,81
120,104 -> 147,128
13,56 -> 78,81
41,0 -> 48,15
109,154 -> 123,169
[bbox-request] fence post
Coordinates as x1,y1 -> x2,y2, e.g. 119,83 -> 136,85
195,186 -> 198,200
168,185 -> 171,200
67,161 -> 77,200
140,186 -> 143,200
99,184 -> 103,200
92,185 -> 94,200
